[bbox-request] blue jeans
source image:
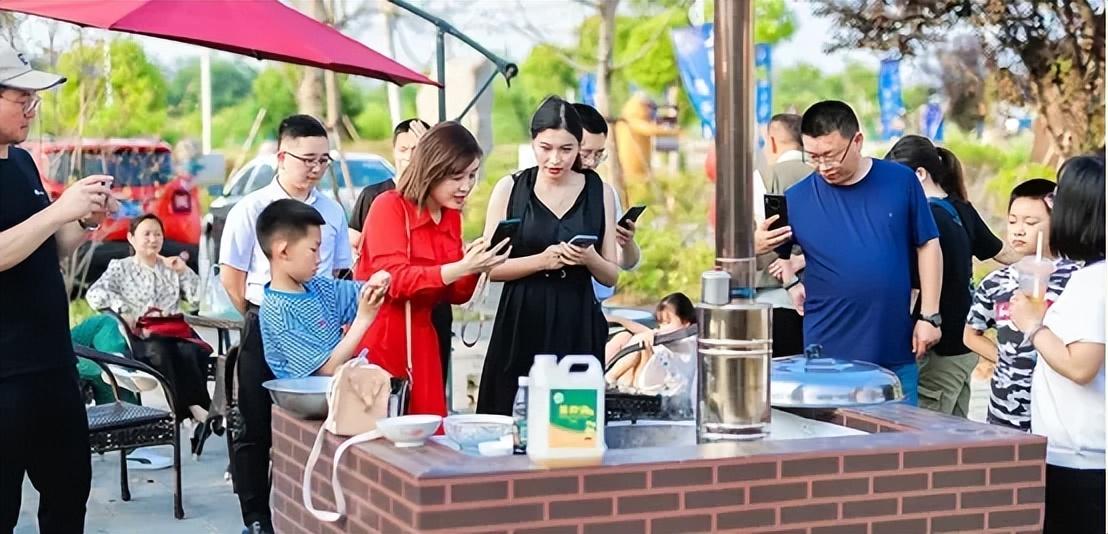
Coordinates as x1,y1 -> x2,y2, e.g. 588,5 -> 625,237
890,361 -> 920,406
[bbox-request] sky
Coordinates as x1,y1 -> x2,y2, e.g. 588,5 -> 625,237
10,0 -> 908,86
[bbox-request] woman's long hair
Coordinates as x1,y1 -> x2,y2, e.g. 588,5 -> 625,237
885,135 -> 969,201
396,121 -> 483,209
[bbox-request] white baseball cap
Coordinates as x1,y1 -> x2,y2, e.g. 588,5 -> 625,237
0,46 -> 65,91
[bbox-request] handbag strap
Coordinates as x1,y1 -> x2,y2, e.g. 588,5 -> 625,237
302,425 -> 382,522
457,274 -> 488,348
402,205 -> 415,381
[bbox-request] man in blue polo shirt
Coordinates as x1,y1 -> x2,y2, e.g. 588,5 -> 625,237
762,101 -> 943,404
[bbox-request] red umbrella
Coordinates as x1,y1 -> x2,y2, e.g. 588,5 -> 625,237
0,0 -> 437,86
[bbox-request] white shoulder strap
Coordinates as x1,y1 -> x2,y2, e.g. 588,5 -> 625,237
302,426 -> 382,522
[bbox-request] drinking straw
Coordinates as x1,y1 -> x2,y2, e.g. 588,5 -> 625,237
1033,231 -> 1044,298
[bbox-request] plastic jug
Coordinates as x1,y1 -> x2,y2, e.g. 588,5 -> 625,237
527,354 -> 606,467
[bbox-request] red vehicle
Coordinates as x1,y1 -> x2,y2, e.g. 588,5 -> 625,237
26,138 -> 202,291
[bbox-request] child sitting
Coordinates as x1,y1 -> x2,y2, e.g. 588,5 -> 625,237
257,199 -> 390,379
605,293 -> 697,388
964,179 -> 1078,431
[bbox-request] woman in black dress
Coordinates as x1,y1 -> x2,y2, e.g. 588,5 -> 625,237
477,96 -> 621,415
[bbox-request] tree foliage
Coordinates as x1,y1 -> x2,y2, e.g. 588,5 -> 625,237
809,0 -> 1105,157
41,40 -> 168,138
167,57 -> 257,115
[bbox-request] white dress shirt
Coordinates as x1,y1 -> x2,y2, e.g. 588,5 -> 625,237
219,177 -> 351,306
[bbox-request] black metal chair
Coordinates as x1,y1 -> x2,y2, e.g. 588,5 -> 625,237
98,309 -> 218,458
75,344 -> 184,519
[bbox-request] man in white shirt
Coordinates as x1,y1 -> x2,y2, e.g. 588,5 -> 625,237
573,103 -> 641,303
219,114 -> 350,534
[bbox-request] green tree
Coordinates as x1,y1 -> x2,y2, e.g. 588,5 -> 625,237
166,57 -> 257,116
41,39 -> 168,138
774,61 -> 928,138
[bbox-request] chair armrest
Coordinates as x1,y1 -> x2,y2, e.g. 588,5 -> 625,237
75,344 -> 179,417
604,325 -> 698,373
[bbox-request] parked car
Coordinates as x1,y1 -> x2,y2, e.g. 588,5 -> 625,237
26,138 -> 202,294
204,151 -> 395,265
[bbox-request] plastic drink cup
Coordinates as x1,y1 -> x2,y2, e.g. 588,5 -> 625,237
1014,257 -> 1054,303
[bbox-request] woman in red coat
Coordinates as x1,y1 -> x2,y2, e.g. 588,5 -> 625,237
354,122 -> 509,416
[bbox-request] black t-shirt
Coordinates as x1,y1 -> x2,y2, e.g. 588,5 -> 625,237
928,197 -> 1003,355
0,147 -> 75,377
347,179 -> 396,233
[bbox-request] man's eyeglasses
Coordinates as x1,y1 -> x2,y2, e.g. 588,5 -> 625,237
802,144 -> 852,168
581,149 -> 607,165
283,152 -> 332,169
0,91 -> 41,115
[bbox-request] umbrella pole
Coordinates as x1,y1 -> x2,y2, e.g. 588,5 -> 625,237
436,27 -> 446,123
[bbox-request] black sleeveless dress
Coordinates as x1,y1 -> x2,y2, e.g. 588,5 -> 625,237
476,167 -> 609,415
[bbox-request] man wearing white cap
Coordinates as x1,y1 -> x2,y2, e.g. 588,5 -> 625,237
0,46 -> 117,532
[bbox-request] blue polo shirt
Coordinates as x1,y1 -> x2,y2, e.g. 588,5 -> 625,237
786,159 -> 939,368
259,276 -> 362,379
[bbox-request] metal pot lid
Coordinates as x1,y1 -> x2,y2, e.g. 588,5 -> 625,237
771,345 -> 904,408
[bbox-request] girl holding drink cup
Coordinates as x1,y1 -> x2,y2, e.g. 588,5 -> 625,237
1008,155 -> 1105,534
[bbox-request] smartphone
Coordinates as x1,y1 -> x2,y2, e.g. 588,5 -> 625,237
763,194 -> 788,229
762,194 -> 792,258
618,205 -> 647,228
488,218 -> 521,251
568,234 -> 599,247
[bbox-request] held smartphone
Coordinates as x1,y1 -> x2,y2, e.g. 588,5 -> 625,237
488,218 -> 521,251
568,234 -> 599,248
618,205 -> 647,228
762,194 -> 792,259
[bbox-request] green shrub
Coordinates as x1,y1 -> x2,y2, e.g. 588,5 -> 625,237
354,103 -> 393,141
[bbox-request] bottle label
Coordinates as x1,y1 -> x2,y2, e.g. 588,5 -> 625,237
548,389 -> 598,448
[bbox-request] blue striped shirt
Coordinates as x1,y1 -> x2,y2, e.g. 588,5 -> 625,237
259,276 -> 362,379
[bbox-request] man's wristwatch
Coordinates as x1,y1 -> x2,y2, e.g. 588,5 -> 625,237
919,313 -> 942,328
783,277 -> 802,290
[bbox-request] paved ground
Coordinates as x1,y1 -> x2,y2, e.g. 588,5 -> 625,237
16,314 -> 993,532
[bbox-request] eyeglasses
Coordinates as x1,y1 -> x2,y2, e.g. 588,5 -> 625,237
282,152 -> 332,169
580,149 -> 607,165
0,91 -> 41,115
803,136 -> 856,168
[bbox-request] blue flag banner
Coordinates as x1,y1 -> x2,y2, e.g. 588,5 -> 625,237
578,72 -> 596,107
878,58 -> 905,140
671,23 -> 715,136
921,101 -> 944,142
755,44 -> 772,125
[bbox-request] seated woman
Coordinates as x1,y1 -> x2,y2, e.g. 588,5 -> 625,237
605,293 -> 696,388
84,214 -> 211,424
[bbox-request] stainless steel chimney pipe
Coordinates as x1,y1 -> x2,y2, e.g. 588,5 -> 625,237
695,0 -> 773,443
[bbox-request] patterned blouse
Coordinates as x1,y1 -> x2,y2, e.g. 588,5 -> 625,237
85,256 -> 201,323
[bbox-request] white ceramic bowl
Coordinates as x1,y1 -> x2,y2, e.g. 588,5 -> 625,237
376,415 -> 442,448
443,414 -> 513,449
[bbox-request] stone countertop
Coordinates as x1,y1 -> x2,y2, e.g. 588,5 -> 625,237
328,403 -> 1038,480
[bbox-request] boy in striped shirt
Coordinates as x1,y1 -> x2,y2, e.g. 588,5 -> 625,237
257,199 -> 390,378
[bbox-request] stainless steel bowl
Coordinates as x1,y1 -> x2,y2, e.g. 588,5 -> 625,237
263,376 -> 331,419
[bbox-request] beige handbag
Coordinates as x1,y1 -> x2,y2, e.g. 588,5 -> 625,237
302,358 -> 392,522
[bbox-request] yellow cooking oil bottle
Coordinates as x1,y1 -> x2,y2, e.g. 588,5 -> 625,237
527,354 -> 606,467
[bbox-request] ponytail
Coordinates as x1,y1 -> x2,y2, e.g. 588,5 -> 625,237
935,146 -> 969,202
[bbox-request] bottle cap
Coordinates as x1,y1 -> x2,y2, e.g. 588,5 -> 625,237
518,376 -> 530,386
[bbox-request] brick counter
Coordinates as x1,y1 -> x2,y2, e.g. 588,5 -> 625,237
271,404 -> 1045,533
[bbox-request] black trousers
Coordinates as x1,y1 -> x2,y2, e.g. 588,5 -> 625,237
0,366 -> 91,534
1044,463 -> 1106,533
772,307 -> 804,358
431,302 -> 453,388
133,336 -> 212,421
230,306 -> 274,529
